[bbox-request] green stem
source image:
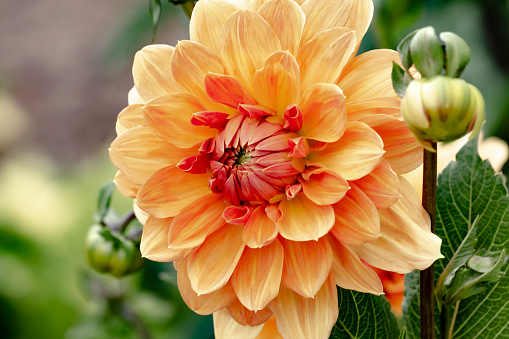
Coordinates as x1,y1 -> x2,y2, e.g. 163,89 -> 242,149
180,1 -> 195,19
448,301 -> 460,339
420,143 -> 437,339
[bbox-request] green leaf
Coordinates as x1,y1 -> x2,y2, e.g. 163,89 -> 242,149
96,181 -> 116,223
397,29 -> 418,70
409,26 -> 444,77
149,0 -> 162,44
329,287 -> 399,339
392,62 -> 408,98
440,32 -> 471,78
403,139 -> 509,338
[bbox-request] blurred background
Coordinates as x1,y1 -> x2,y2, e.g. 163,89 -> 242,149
0,0 -> 507,337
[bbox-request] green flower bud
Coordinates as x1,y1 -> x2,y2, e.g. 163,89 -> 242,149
401,76 -> 485,151
84,224 -> 145,278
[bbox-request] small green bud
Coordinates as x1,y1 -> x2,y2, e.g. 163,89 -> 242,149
401,76 -> 485,151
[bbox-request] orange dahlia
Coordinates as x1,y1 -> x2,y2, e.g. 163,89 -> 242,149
109,0 -> 442,337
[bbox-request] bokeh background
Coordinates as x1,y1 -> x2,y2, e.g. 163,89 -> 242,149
0,0 -> 508,338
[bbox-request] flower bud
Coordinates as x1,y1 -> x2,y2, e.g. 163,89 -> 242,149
84,224 -> 145,278
401,76 -> 485,150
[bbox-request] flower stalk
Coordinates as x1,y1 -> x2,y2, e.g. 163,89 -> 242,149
421,143 -> 437,339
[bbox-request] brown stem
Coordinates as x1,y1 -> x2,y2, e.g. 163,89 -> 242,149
420,143 -> 437,339
180,1 -> 195,19
448,301 -> 460,339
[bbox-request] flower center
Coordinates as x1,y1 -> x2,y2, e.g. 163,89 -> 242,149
233,147 -> 252,166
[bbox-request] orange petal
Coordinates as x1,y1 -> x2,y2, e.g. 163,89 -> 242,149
300,0 -> 373,47
337,49 -> 400,103
255,316 -> 283,339
116,104 -> 145,135
300,168 -> 350,205
277,194 -> 335,241
187,225 -> 245,294
299,28 -> 356,93
219,9 -> 281,93
132,44 -> 180,102
143,93 -> 217,148
114,171 -> 140,198
136,165 -> 210,218
140,216 -> 191,262
307,121 -> 384,181
357,114 -> 423,174
243,205 -> 279,248
227,299 -> 273,326
177,257 -> 236,315
354,158 -> 400,209
345,96 -> 402,122
231,240 -> 284,311
109,125 -> 198,184
190,0 -> 241,55
205,73 -> 257,108
352,176 -> 443,273
281,237 -> 333,298
258,0 -> 305,56
253,51 -> 301,116
171,40 -> 224,101
168,193 -> 226,249
213,308 -> 265,339
270,274 -> 338,339
299,83 -> 347,143
331,183 -> 381,245
328,235 -> 383,294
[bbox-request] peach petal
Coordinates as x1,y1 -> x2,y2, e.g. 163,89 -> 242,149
352,176 -> 443,273
128,86 -> 145,105
232,240 -> 283,311
356,114 -> 423,174
299,28 -> 356,93
143,93 -> 217,148
136,165 -> 210,218
177,257 -> 236,315
255,316 -> 283,339
133,44 -> 180,102
190,0 -> 241,55
337,49 -> 400,103
133,201 -> 149,225
168,194 -> 226,249
114,171 -> 140,198
258,0 -> 305,56
300,0 -> 373,47
345,96 -> 402,121
243,205 -> 278,248
227,299 -> 273,326
116,104 -> 145,135
253,51 -> 301,116
140,216 -> 191,262
299,83 -> 347,143
277,194 -> 335,241
187,224 -> 245,295
219,9 -> 281,93
354,158 -> 400,209
281,237 -> 333,298
213,308 -> 265,339
328,235 -> 383,294
205,73 -> 257,108
307,121 -> 384,181
109,125 -> 198,184
270,274 -> 338,339
300,168 -> 350,205
331,183 -> 381,245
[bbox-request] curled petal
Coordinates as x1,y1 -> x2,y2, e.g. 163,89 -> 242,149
136,165 -> 210,218
352,176 -> 443,273
223,205 -> 255,225
300,167 -> 350,205
232,240 -> 284,311
213,308 -> 264,339
307,121 -> 384,181
287,137 -> 309,158
114,171 -> 140,198
354,158 -> 400,209
299,83 -> 347,143
285,183 -> 302,200
219,9 -> 281,93
187,224 -> 245,295
281,237 -> 333,298
283,105 -> 303,132
239,104 -> 274,119
328,235 -> 383,294
243,205 -> 278,248
277,194 -> 335,241
116,104 -> 145,135
191,111 -> 230,129
270,274 -> 338,339
140,216 -> 190,262
227,299 -> 273,326
177,154 -> 210,174
331,183 -> 381,245
205,73 -> 257,108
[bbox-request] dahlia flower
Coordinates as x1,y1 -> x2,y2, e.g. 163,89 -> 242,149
109,0 -> 443,337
